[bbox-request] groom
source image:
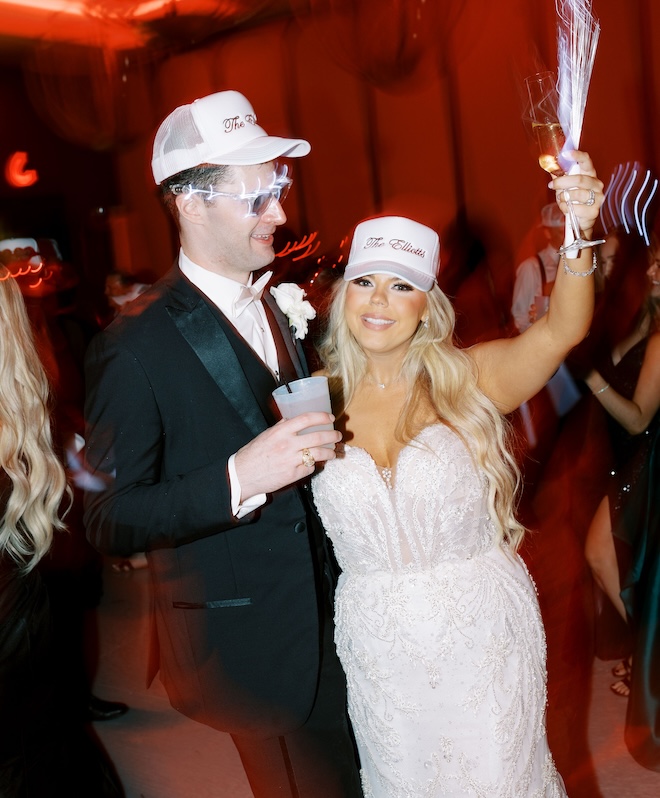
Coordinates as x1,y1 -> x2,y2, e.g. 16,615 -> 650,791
83,90 -> 362,797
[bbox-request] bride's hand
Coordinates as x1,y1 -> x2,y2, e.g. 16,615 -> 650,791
550,150 -> 604,237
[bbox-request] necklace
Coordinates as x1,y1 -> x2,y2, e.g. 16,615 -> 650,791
366,374 -> 401,390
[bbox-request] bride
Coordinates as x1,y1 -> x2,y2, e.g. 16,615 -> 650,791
311,151 -> 603,796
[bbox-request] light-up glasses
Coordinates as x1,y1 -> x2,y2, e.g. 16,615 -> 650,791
171,163 -> 292,217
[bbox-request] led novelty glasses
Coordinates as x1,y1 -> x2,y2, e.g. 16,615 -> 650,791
170,162 -> 292,217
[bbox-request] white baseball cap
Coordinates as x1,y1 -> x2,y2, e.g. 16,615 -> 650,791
152,90 -> 311,184
343,216 -> 440,292
0,238 -> 41,266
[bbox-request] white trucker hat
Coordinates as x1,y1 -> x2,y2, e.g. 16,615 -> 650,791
0,238 -> 41,266
343,216 -> 440,292
151,90 -> 311,184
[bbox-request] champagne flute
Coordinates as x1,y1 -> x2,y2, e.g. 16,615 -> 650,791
524,71 -> 604,254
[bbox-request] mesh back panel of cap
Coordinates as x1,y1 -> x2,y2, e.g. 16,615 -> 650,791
156,106 -> 205,160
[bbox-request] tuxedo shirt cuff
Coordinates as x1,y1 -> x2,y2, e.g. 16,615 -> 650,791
228,453 -> 267,518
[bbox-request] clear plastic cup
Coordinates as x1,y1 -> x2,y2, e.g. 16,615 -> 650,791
272,376 -> 334,446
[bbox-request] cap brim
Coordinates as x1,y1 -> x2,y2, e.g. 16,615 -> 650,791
205,135 -> 310,166
343,261 -> 435,292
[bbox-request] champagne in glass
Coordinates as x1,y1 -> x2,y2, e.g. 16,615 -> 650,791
524,71 -> 602,253
532,121 -> 566,177
525,71 -> 567,177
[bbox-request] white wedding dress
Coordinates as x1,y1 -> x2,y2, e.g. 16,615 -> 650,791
312,424 -> 567,798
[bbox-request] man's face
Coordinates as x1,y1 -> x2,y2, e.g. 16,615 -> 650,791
194,162 -> 287,281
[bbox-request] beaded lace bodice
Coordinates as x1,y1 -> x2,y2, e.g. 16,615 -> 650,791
312,424 -> 566,798
315,424 -> 498,575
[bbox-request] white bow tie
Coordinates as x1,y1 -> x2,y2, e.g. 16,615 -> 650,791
232,271 -> 273,318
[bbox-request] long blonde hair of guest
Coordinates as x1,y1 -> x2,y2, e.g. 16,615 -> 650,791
0,271 -> 68,572
317,279 -> 525,549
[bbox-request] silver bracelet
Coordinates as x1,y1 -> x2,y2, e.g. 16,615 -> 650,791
562,250 -> 597,277
594,383 -> 610,395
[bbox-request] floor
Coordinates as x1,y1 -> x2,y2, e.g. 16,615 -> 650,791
90,558 -> 660,798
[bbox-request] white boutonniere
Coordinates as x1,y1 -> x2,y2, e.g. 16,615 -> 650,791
270,283 -> 316,340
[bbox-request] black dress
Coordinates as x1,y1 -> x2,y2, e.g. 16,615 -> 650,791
590,337 -> 659,662
0,473 -> 123,797
619,405 -> 660,770
598,339 -> 660,770
599,337 -> 657,533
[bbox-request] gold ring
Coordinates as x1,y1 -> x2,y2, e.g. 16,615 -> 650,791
301,448 -> 315,468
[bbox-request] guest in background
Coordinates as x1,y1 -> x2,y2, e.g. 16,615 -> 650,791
618,419 -> 660,770
0,268 -> 123,796
0,236 -> 129,723
598,229 -> 620,280
511,202 -> 565,333
584,237 -> 660,713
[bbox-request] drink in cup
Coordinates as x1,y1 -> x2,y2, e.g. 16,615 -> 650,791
272,376 -> 334,447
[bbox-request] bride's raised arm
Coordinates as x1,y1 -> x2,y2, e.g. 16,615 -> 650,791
470,150 -> 604,413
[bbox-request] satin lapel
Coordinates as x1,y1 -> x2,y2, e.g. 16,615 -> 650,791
166,298 -> 268,439
263,292 -> 308,378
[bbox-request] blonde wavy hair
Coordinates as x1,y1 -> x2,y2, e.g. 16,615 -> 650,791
318,279 -> 525,549
0,271 -> 68,572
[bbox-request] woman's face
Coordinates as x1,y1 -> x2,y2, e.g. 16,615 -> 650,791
344,273 -> 428,359
647,246 -> 660,297
600,235 -> 619,279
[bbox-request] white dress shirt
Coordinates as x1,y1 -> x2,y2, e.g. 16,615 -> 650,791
179,250 -> 279,376
511,244 -> 560,333
179,250 -> 275,517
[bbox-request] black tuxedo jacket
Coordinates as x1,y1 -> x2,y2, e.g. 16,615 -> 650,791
83,267 -> 331,738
